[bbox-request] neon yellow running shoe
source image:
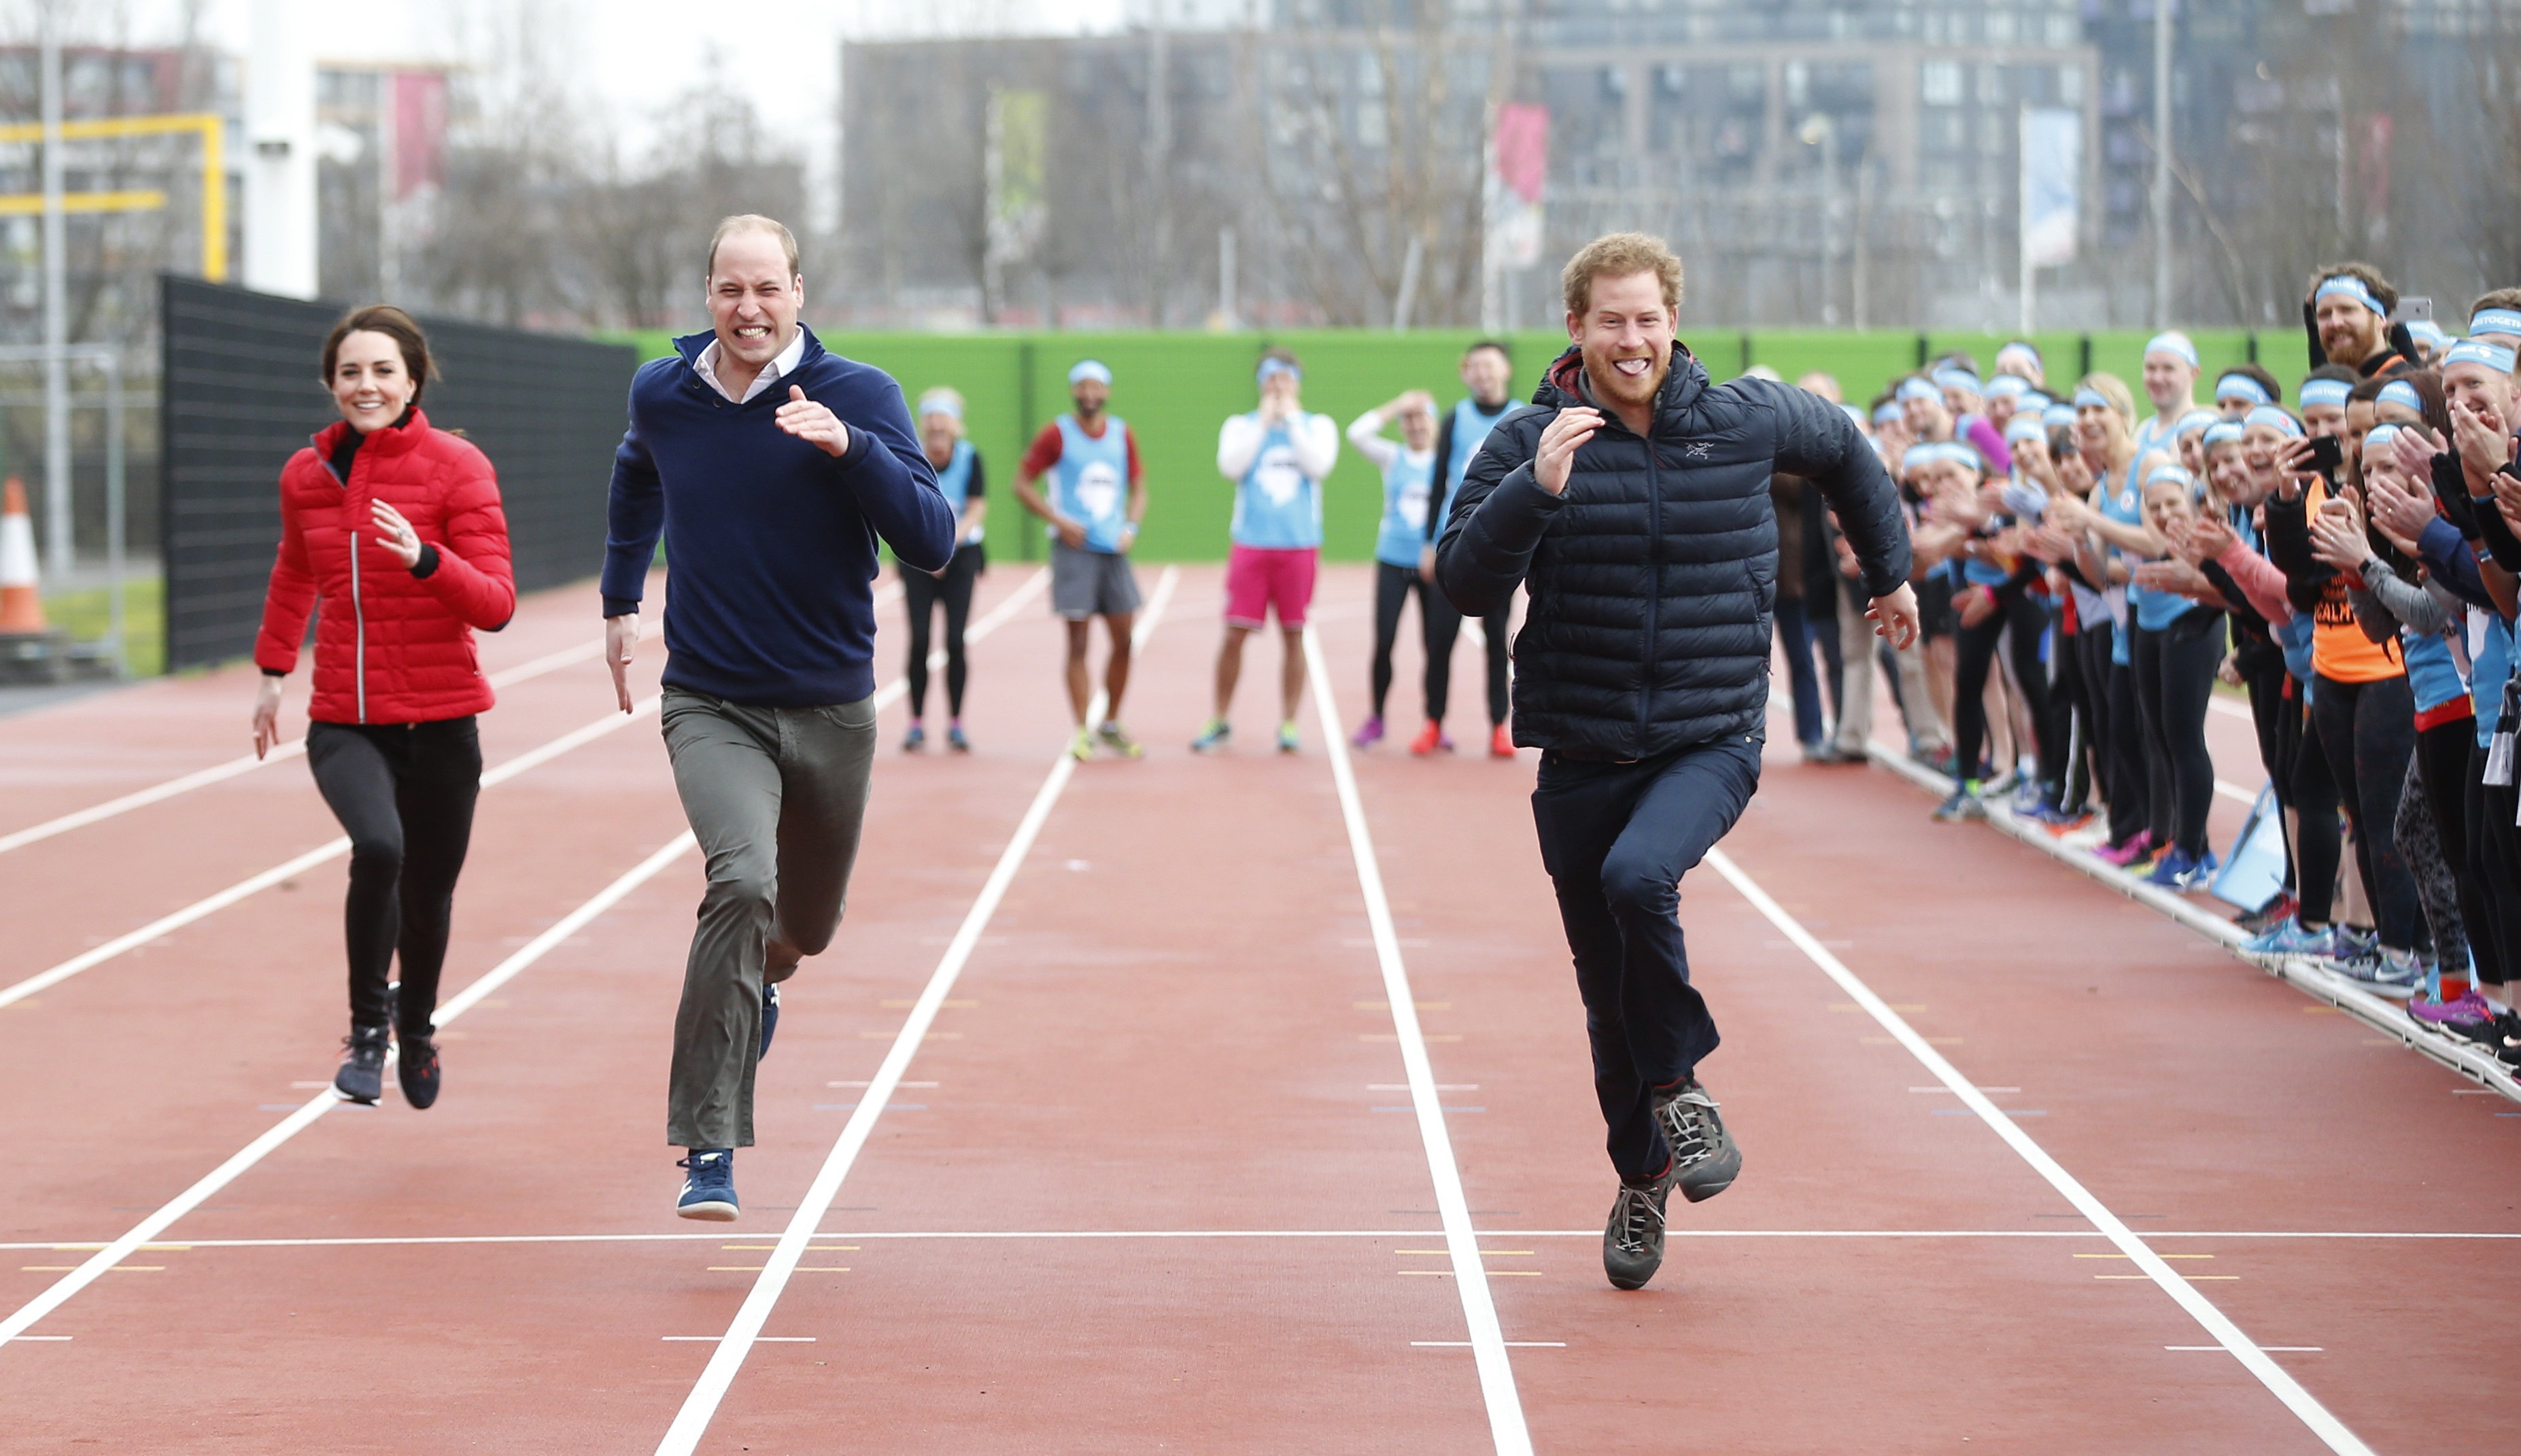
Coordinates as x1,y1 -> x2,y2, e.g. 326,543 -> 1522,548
1096,721 -> 1144,759
1069,727 -> 1096,761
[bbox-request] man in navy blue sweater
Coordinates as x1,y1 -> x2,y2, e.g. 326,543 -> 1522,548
602,214 -> 955,1220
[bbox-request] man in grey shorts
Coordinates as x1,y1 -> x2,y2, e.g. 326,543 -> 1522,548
602,214 -> 955,1220
1014,359 -> 1150,759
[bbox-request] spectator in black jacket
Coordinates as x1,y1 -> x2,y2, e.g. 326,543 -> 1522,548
1436,232 -> 1917,1294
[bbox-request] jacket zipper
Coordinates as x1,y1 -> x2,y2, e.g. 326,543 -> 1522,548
1638,423 -> 1660,757
349,530 -> 368,723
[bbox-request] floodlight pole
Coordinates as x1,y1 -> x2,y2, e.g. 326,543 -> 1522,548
41,3 -> 71,580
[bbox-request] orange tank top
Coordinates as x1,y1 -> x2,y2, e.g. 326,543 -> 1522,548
2305,479 -> 2404,684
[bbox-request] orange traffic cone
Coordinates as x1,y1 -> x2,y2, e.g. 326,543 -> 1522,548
0,475 -> 46,634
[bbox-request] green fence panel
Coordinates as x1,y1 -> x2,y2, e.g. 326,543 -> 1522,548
1747,330 -> 1921,404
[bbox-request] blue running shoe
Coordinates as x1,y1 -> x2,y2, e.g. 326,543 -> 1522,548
2174,849 -> 2219,891
1931,787 -> 1987,823
759,982 -> 780,1060
2241,918 -> 2334,960
2144,847 -> 2197,888
676,1149 -> 738,1221
2342,947 -> 2425,1000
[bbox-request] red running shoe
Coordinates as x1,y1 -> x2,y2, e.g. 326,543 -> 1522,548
1490,724 -> 1515,758
1409,721 -> 1453,756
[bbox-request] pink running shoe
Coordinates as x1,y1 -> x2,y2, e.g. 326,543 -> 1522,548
2093,831 -> 2153,868
2409,990 -> 2500,1045
1352,715 -> 1385,749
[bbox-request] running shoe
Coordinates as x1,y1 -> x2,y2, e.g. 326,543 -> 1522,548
2240,917 -> 2336,963
2333,925 -> 2380,960
1984,767 -> 2022,797
1651,1078 -> 1741,1204
1069,727 -> 1097,761
1409,722 -> 1453,757
2342,947 -> 2425,1000
2143,847 -> 2197,888
902,722 -> 925,752
1490,724 -> 1515,759
1352,715 -> 1385,749
333,1024 -> 389,1105
1277,721 -> 1301,754
759,982 -> 781,1060
946,722 -> 971,753
2408,990 -> 2501,1045
1931,786 -> 1987,823
676,1149 -> 739,1221
1096,721 -> 1144,759
2494,1010 -> 2521,1069
1601,1164 -> 1676,1291
1190,718 -> 1231,754
2236,893 -> 2298,936
2043,808 -> 2097,836
396,1030 -> 441,1110
2093,831 -> 2154,868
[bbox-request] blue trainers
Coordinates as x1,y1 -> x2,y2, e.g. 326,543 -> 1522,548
1191,718 -> 1231,754
759,982 -> 781,1060
2144,847 -> 2197,887
1931,786 -> 1987,822
676,1149 -> 738,1221
2241,917 -> 2335,960
2342,947 -> 2425,999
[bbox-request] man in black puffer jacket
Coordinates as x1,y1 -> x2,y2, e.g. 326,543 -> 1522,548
1437,232 -> 1917,1292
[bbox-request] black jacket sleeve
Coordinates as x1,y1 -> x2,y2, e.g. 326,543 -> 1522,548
2261,488 -> 2331,616
2480,465 -> 2521,574
1424,414 -> 1458,545
1435,413 -> 1555,617
1761,379 -> 1912,597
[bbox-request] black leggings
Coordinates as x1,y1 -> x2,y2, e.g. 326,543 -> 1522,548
2291,696 -> 2346,925
1371,561 -> 1453,721
2399,719 -> 2477,969
2241,654 -> 2299,895
2130,610 -> 2225,857
902,544 -> 983,719
1419,586 -> 1511,727
1952,590 -> 2060,793
2310,672 -> 2421,949
2075,621 -> 2123,823
2104,649 -> 2150,848
2472,765 -> 2521,989
306,717 -> 483,1035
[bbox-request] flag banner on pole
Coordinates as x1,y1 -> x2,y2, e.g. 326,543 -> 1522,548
2021,106 -> 2080,268
1487,103 -> 1548,271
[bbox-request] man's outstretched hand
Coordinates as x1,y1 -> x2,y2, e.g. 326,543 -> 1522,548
775,385 -> 851,458
1867,583 -> 1922,651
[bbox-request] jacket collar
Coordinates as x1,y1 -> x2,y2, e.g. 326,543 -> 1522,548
1538,343 -> 1708,432
672,324 -> 827,387
311,405 -> 430,464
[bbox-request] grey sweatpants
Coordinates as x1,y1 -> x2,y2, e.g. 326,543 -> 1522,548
661,687 -> 877,1149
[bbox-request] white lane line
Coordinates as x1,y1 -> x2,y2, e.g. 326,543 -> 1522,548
2174,1345 -> 2323,1353
1705,845 -> 2374,1456
0,831 -> 697,1348
1414,1341 -> 1565,1349
1304,627 -> 1530,1456
663,1336 -> 816,1342
2215,778 -> 2258,804
653,565 -> 1171,1456
2208,697 -> 2254,721
0,611 -> 668,859
0,570 -> 1046,1016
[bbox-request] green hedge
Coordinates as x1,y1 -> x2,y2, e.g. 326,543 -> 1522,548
617,325 -> 2321,563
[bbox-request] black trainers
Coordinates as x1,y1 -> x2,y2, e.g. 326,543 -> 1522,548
759,982 -> 781,1060
397,1028 -> 441,1109
333,1024 -> 390,1105
1651,1078 -> 1742,1203
676,1149 -> 739,1221
1602,1165 -> 1675,1290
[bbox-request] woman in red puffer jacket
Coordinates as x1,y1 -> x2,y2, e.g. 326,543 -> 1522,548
249,305 -> 515,1112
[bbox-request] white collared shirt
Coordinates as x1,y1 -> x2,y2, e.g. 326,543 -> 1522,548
693,326 -> 808,404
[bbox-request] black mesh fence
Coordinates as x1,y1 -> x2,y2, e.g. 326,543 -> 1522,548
159,275 -> 638,671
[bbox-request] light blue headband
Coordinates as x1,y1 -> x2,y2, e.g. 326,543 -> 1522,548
2446,339 -> 2520,375
2144,462 -> 2195,492
2214,373 -> 2273,406
1902,441 -> 1982,474
2176,409 -> 2219,438
2469,307 -> 2521,339
2245,404 -> 2306,438
2072,386 -> 2113,411
1872,401 -> 1902,424
2316,274 -> 2388,318
914,389 -> 963,421
1256,358 -> 1301,386
1068,360 -> 1112,386
1986,374 -> 2029,400
1997,341 -> 2044,370
2203,421 -> 2246,449
2042,404 -> 2078,430
1931,366 -> 1982,396
2004,413 -> 2045,444
1896,377 -> 1942,404
2144,331 -> 2199,368
2021,391 -> 2055,411
2367,423 -> 2405,453
2408,320 -> 2452,350
1840,403 -> 1869,430
2298,378 -> 2353,410
2376,379 -> 2422,413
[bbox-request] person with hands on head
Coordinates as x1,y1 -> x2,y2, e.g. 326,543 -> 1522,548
1013,360 -> 1150,760
899,387 -> 989,754
1435,232 -> 1917,1295
1196,348 -> 1338,755
253,305 -> 516,1113
1347,387 -> 1453,754
601,213 -> 955,1223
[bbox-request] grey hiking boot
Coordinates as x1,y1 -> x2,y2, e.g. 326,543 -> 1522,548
1652,1078 -> 1742,1204
1602,1166 -> 1676,1290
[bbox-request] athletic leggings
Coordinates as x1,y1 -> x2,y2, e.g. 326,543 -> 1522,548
1952,591 -> 2060,793
2310,672 -> 2421,949
2051,623 -> 2095,814
2470,763 -> 2521,989
2397,719 -> 2477,970
2076,622 -> 2126,826
305,717 -> 483,1035
1421,589 -> 1511,727
2104,648 -> 2151,849
1371,560 -> 1452,722
2129,610 -> 2225,858
2291,696 -> 2347,926
2241,653 -> 2299,895
902,544 -> 982,719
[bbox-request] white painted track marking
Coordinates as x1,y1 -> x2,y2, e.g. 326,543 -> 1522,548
0,571 -> 1045,1014
1706,845 -> 2374,1456
653,566 -> 1169,1456
0,832 -> 698,1347
1304,626 -> 1531,1456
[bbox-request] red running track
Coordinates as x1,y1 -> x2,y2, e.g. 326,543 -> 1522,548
3,564 -> 2516,1454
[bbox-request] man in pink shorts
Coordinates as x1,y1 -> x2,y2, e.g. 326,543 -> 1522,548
1194,348 -> 1339,754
